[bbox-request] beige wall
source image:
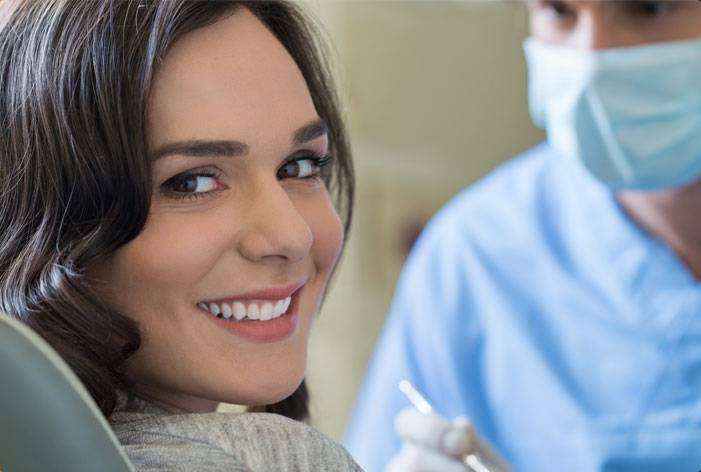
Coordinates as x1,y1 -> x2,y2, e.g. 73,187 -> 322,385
226,0 -> 545,441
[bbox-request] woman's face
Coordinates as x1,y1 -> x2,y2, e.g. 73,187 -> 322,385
91,9 -> 344,413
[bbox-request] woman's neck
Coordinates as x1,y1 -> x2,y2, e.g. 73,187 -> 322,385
617,180 -> 701,281
133,385 -> 220,414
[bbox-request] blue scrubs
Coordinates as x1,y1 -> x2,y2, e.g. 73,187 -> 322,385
345,143 -> 701,472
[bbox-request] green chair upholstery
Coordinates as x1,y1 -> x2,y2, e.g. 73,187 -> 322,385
0,312 -> 135,472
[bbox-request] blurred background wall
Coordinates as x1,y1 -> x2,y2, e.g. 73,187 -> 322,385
229,0 -> 546,441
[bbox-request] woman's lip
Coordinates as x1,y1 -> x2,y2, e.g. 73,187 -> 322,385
198,280 -> 306,305
201,289 -> 301,342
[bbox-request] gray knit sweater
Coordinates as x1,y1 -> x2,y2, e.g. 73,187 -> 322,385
109,396 -> 363,471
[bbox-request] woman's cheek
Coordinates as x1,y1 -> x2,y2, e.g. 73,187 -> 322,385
113,213 -> 229,293
308,193 -> 344,276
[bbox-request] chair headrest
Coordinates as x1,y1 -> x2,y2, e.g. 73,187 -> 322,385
0,313 -> 135,472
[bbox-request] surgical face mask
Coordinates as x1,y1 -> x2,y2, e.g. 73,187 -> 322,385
523,37 -> 701,191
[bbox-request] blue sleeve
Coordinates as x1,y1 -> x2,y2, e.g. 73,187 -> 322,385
343,200 -> 489,472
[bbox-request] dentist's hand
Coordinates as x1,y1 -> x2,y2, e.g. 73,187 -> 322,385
385,407 -> 511,472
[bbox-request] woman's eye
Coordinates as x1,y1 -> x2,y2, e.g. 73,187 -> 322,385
277,155 -> 330,180
160,171 -> 222,198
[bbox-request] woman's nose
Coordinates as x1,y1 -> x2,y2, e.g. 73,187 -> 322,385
236,182 -> 313,265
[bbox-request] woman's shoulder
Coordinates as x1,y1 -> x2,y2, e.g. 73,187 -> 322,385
110,408 -> 363,471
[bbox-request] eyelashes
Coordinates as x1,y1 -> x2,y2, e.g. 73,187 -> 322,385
157,153 -> 334,201
276,154 -> 332,181
159,170 -> 224,201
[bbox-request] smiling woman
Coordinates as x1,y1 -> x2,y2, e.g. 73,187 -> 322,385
0,0 -> 357,470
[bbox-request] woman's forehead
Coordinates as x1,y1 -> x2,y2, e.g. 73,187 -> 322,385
147,8 -> 317,152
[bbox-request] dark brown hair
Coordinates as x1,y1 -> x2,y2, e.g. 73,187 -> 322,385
0,0 -> 353,421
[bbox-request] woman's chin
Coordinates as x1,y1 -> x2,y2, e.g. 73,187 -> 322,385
223,374 -> 304,407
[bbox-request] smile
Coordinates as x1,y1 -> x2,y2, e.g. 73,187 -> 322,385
197,282 -> 305,343
196,280 -> 305,323
198,297 -> 292,321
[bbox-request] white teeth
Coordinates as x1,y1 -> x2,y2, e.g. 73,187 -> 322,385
247,304 -> 260,320
201,295 -> 293,321
260,302 -> 273,321
273,300 -> 284,318
233,301 -> 246,320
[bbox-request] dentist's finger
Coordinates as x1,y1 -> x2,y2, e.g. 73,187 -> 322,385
386,442 -> 471,472
395,407 -> 473,457
395,407 -> 451,450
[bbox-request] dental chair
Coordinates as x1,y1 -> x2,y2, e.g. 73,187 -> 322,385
0,312 -> 135,472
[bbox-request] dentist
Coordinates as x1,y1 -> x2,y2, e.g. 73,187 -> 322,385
345,1 -> 701,471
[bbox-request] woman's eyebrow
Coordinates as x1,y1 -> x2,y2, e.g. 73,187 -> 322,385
151,140 -> 249,160
293,118 -> 328,146
151,118 -> 327,160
